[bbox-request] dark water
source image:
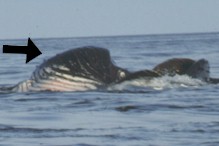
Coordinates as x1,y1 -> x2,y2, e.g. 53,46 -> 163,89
0,33 -> 219,146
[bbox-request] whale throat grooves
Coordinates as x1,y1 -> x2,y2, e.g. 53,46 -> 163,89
13,46 -> 129,92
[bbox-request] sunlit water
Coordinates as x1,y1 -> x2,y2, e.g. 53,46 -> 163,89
0,33 -> 219,146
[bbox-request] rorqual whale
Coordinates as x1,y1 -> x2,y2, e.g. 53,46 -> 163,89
3,46 -> 219,92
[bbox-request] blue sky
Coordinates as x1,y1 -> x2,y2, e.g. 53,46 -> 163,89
0,0 -> 219,39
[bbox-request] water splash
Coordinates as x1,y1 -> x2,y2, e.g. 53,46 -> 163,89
108,75 -> 207,92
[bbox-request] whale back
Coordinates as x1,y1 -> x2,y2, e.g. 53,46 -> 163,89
153,58 -> 195,76
153,58 -> 211,81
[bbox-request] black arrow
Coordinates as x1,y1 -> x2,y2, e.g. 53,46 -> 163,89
3,38 -> 42,63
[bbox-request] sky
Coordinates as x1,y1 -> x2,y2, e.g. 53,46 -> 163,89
0,0 -> 219,39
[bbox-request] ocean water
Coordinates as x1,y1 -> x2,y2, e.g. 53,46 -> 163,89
0,33 -> 219,146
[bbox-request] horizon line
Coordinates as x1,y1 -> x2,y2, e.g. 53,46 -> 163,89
0,31 -> 219,41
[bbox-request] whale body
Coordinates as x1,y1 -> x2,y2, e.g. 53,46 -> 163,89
153,58 -> 219,83
12,47 -> 130,92
4,46 -> 219,92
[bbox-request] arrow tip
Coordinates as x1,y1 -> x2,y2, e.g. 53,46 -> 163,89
26,38 -> 42,63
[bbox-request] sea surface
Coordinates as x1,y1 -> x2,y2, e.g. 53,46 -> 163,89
0,32 -> 219,146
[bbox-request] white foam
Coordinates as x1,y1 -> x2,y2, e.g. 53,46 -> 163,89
108,75 -> 207,92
